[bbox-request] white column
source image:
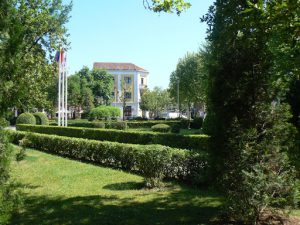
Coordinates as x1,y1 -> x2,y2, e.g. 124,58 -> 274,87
134,72 -> 140,116
117,74 -> 121,103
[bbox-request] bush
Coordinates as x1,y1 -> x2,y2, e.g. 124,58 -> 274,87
0,130 -> 16,224
89,106 -> 121,121
191,117 -> 203,129
127,121 -> 181,129
151,124 -> 171,133
7,130 -> 210,187
92,121 -> 105,129
106,121 -> 127,130
16,125 -> 210,151
171,124 -> 181,134
134,117 -> 148,121
16,113 -> 36,125
0,118 -> 9,129
180,119 -> 190,129
33,112 -> 49,125
202,113 -> 216,135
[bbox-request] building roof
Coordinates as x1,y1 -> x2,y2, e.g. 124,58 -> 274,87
93,62 -> 148,73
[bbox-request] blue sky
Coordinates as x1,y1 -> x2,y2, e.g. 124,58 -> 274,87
66,0 -> 214,89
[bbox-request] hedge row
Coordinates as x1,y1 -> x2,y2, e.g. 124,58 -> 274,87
6,131 -> 210,187
16,125 -> 210,151
50,120 -> 184,129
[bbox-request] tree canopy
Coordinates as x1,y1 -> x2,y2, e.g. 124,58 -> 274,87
67,67 -> 114,115
0,0 -> 72,115
140,87 -> 173,118
169,52 -> 207,112
144,0 -> 191,15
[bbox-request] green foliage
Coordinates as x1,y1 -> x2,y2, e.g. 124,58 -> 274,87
224,104 -> 298,223
140,87 -> 173,118
202,113 -> 216,136
89,106 -> 121,121
0,130 -> 16,224
92,121 -> 105,129
16,113 -> 36,125
106,121 -> 128,130
7,130 -> 210,186
0,0 -> 72,114
169,52 -> 207,115
33,112 -> 49,125
16,137 -> 30,161
16,124 -> 210,151
171,123 -> 181,133
144,0 -> 191,15
127,121 -> 181,129
190,117 -> 203,129
65,119 -> 183,130
201,0 -> 299,223
68,67 -> 114,115
91,69 -> 114,105
151,124 -> 171,133
0,118 -> 9,129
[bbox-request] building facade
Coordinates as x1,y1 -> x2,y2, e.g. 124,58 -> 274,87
93,62 -> 149,118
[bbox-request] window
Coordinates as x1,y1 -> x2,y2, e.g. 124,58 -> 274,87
141,77 -> 144,85
125,92 -> 131,99
124,77 -> 131,84
124,106 -> 132,117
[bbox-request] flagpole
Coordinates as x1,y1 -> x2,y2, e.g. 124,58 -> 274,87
58,53 -> 61,126
65,62 -> 68,127
62,57 -> 65,127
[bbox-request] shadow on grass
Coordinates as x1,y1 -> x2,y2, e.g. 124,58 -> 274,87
103,181 -> 145,191
10,186 -> 221,225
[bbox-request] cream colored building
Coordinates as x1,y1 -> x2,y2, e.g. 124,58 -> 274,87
93,62 -> 149,118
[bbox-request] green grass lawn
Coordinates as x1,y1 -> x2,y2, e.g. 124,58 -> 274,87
10,148 -> 222,225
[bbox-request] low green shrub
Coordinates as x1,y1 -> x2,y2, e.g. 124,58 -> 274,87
171,124 -> 181,134
0,130 -> 17,224
106,121 -> 127,130
89,106 -> 121,121
7,131 -> 210,186
33,112 -> 49,125
190,117 -> 203,129
92,121 -> 105,129
16,113 -> 36,125
16,125 -> 210,151
180,120 -> 190,129
151,124 -> 171,133
0,118 -> 9,129
127,121 -> 181,129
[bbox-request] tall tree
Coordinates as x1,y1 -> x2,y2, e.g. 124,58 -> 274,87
169,52 -> 207,120
140,87 -> 173,118
0,0 -> 72,115
91,69 -> 114,106
202,0 -> 298,223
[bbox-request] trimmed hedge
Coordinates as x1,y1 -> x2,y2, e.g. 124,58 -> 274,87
89,106 -> 121,121
16,125 -> 210,151
106,121 -> 127,130
6,130 -> 210,186
127,121 -> 182,129
33,112 -> 49,125
151,124 -> 171,133
49,120 -> 202,130
16,113 -> 36,125
0,118 -> 9,129
92,121 -> 105,128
